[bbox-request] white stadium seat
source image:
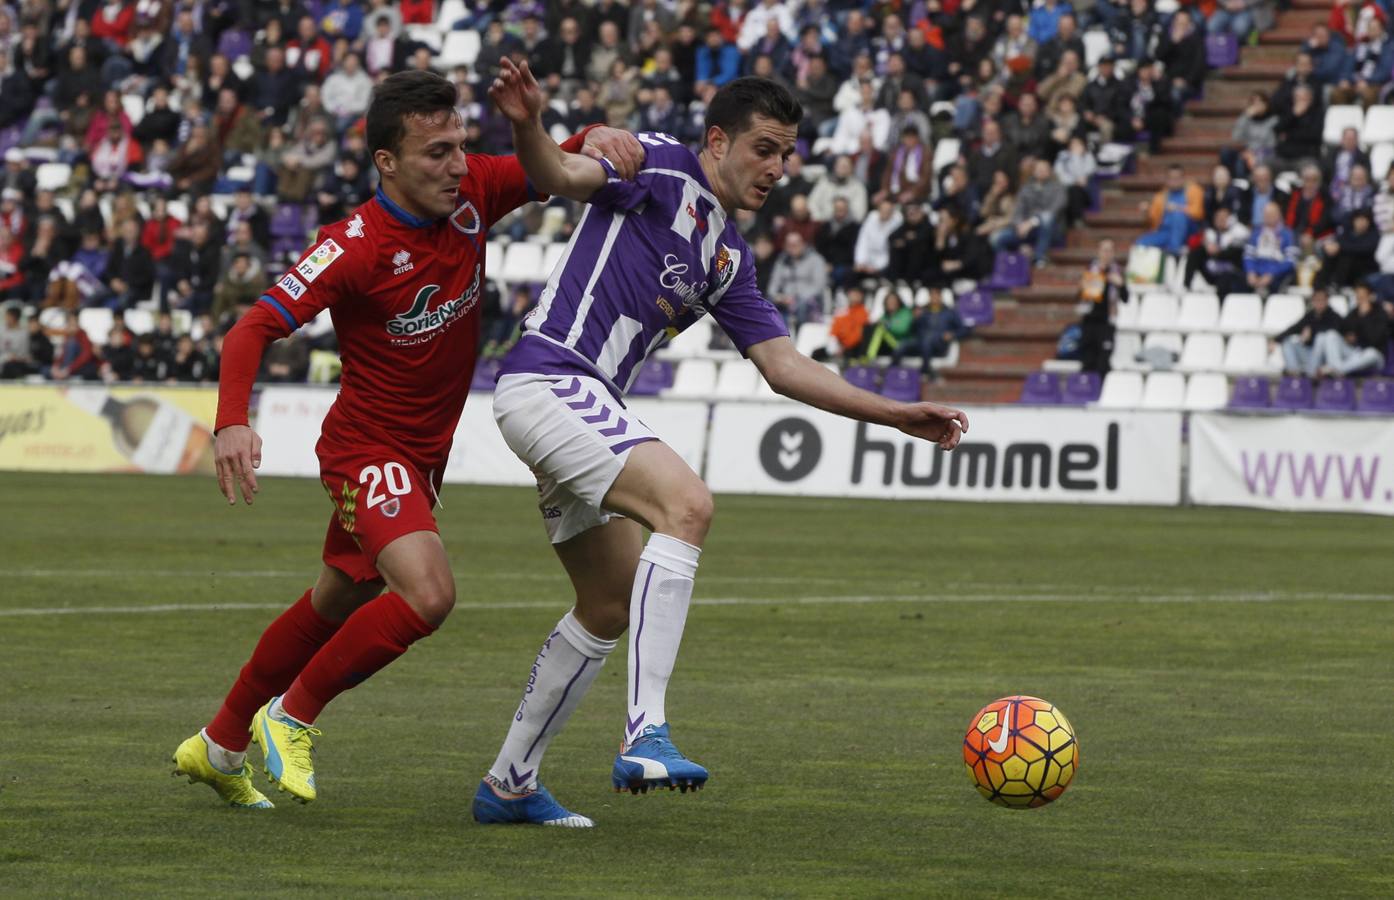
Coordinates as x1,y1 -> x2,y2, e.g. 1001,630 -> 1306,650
437,0 -> 469,27
794,321 -> 831,357
662,316 -> 713,357
1176,293 -> 1220,333
1177,333 -> 1224,373
485,240 -> 503,279
932,137 -> 960,174
499,242 -> 544,286
1083,30 -> 1113,68
1365,107 -> 1394,145
121,94 -> 146,126
403,24 -> 443,52
1140,372 -> 1185,409
1372,143 -> 1394,180
1261,294 -> 1305,336
1137,292 -> 1180,331
1221,333 -> 1278,374
77,308 -> 113,346
1330,292 -> 1351,316
714,359 -> 760,398
1217,293 -> 1262,334
1110,331 -> 1143,371
1323,105 -> 1364,146
124,308 -> 154,335
666,358 -> 717,397
1142,330 -> 1183,360
1184,373 -> 1229,411
1096,371 -> 1144,408
37,306 -> 67,332
541,242 -> 567,278
435,30 -> 480,69
1114,298 -> 1141,332
36,163 -> 72,192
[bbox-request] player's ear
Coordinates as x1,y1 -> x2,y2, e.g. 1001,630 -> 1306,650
373,149 -> 396,178
704,125 -> 728,161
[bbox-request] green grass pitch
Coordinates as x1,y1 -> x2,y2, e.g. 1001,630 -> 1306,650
2,472 -> 1392,897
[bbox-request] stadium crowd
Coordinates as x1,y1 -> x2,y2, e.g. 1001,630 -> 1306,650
0,0 -> 1386,391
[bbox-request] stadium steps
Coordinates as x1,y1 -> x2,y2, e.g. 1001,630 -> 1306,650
934,7 -> 1307,403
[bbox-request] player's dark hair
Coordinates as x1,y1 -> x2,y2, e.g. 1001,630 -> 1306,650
366,70 -> 459,160
703,77 -> 802,144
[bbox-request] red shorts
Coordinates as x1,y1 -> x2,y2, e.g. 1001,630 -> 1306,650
318,443 -> 443,583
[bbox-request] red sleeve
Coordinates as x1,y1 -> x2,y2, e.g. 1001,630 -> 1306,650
69,332 -> 96,374
214,305 -> 289,432
465,125 -> 603,228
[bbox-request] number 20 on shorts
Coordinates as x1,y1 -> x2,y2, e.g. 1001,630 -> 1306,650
359,462 -> 411,509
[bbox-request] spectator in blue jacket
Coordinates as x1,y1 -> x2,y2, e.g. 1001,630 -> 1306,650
1028,0 -> 1068,46
1303,25 -> 1355,88
1332,16 -> 1394,107
695,29 -> 741,87
1244,201 -> 1299,294
911,289 -> 970,378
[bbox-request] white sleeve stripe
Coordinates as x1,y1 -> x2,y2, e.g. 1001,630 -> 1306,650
563,209 -> 627,348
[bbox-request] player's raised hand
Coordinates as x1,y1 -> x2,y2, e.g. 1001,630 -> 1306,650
581,127 -> 645,180
896,403 -> 969,451
214,424 -> 262,505
488,58 -> 544,125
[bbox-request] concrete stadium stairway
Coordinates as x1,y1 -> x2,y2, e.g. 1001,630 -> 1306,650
927,0 -> 1327,404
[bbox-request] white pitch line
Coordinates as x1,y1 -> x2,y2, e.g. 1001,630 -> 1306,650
2,592 -> 1391,618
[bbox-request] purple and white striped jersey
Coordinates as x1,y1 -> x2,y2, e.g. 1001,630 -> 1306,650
497,134 -> 788,398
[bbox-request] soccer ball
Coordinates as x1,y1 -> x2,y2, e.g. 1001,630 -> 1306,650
962,695 -> 1078,808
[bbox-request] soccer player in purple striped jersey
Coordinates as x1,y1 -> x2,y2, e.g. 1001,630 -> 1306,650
471,61 -> 969,827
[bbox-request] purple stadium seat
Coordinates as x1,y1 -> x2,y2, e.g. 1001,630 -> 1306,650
1272,376 -> 1313,410
629,359 -> 674,396
217,29 -> 253,61
1019,371 -> 1062,404
985,252 -> 1031,290
0,126 -> 20,156
844,365 -> 878,392
879,367 -> 920,402
1357,378 -> 1394,413
1063,371 -> 1102,404
1228,376 -> 1271,409
1384,340 -> 1394,376
1205,34 -> 1239,69
1314,378 -> 1356,412
471,358 -> 501,393
955,289 -> 995,327
271,204 -> 308,237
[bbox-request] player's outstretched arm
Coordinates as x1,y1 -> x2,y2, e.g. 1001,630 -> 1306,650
489,58 -> 608,202
748,336 -> 968,451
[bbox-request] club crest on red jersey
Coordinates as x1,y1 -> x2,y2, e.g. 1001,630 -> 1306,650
450,201 -> 481,235
380,497 -> 401,518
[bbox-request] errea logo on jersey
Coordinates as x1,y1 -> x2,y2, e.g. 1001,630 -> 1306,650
392,250 -> 414,276
296,239 -> 344,283
385,263 -> 483,345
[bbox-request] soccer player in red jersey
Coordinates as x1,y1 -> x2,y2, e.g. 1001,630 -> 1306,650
171,70 -> 642,814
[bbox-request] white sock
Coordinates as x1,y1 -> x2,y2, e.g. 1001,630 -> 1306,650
268,695 -> 311,728
625,533 -> 700,744
488,609 -> 616,792
200,728 -> 246,774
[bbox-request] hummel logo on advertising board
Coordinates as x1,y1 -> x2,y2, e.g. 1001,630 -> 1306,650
758,418 -> 822,482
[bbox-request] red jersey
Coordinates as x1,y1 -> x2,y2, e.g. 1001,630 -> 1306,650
215,131 -> 597,471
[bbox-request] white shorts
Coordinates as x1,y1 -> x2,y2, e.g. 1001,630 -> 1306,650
493,372 -> 659,544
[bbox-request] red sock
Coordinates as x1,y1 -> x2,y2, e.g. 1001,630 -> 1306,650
205,589 -> 340,751
279,592 -> 436,724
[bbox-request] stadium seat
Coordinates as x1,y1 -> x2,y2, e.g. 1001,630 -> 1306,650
985,251 -> 1030,290
626,359 -> 672,396
843,365 -> 878,392
794,321 -> 831,357
666,358 -> 718,397
124,308 -> 154,335
216,28 -> 252,61
1358,378 -> 1394,413
35,162 -> 71,192
1082,30 -> 1112,68
1019,371 -> 1062,404
931,137 -> 960,174
170,309 -> 193,335
1137,292 -> 1180,332
541,242 -> 567,278
1063,371 -> 1102,404
1273,376 -> 1314,410
485,240 -> 503,282
1177,333 -> 1224,373
955,288 -> 994,327
1141,331 -> 1183,367
1217,293 -> 1262,334
435,30 -> 481,69
77,308 -> 113,346
1183,373 -> 1228,410
929,340 -> 960,371
1095,371 -> 1144,408
500,242 -> 545,286
714,359 -> 760,398
879,367 -> 920,402
403,24 -> 443,52
1372,143 -> 1394,180
1314,378 -> 1356,412
271,204 -> 308,237
1110,331 -> 1143,371
438,0 -> 469,27
1176,293 -> 1220,333
1115,298 -> 1141,332
1329,292 -> 1351,316
1323,105 -> 1365,146
1140,371 -> 1185,409
1229,375 -> 1271,409
1365,106 -> 1394,145
1260,293 -> 1305,336
662,316 -> 713,357
1221,333 -> 1276,374
121,94 -> 145,126
1205,33 -> 1239,69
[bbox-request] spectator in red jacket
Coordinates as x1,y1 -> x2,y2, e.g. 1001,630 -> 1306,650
141,196 -> 182,263
1286,164 -> 1335,252
288,15 -> 334,83
91,0 -> 136,50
